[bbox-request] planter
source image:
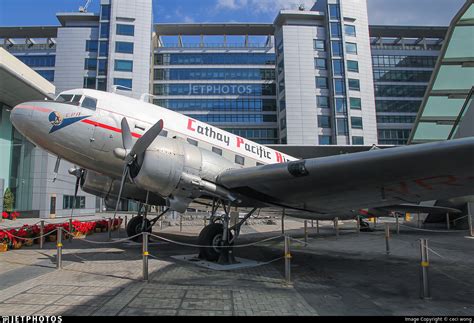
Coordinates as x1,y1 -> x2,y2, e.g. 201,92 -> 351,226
12,241 -> 22,249
73,232 -> 86,239
0,243 -> 8,252
95,228 -> 102,233
48,234 -> 57,242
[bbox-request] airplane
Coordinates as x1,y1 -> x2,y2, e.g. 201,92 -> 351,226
10,88 -> 474,263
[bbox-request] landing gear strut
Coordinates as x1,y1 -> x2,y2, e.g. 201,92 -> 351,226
198,199 -> 257,264
359,217 -> 373,232
126,203 -> 169,241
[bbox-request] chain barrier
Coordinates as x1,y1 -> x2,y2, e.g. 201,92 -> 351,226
59,227 -> 142,245
2,228 -> 57,241
399,224 -> 468,233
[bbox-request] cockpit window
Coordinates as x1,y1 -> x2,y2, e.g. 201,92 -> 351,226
58,94 -> 74,102
71,95 -> 82,104
81,96 -> 97,110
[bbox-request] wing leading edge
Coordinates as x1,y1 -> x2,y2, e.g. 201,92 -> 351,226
216,137 -> 474,216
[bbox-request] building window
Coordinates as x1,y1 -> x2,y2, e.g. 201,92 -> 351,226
319,135 -> 332,145
114,59 -> 133,72
85,40 -> 98,52
115,41 -> 134,54
335,98 -> 347,113
350,97 -> 361,109
352,136 -> 364,145
280,117 -> 286,130
346,42 -> 358,54
116,24 -> 135,36
63,195 -> 85,209
336,118 -> 348,134
318,115 -> 331,128
334,79 -> 345,95
351,117 -> 363,129
37,70 -> 54,82
332,59 -> 344,76
347,60 -> 359,72
235,155 -> 245,165
317,96 -> 329,109
315,58 -> 327,69
15,55 -> 55,67
100,22 -> 110,38
212,147 -> 222,156
316,77 -> 328,89
328,4 -> 340,20
345,25 -> 356,37
330,22 -> 342,38
97,78 -> 107,91
83,77 -> 96,89
314,40 -> 326,51
84,58 -> 97,70
100,5 -> 111,20
114,78 -> 132,90
331,41 -> 343,56
348,79 -> 360,91
99,41 -> 109,56
98,59 -> 108,76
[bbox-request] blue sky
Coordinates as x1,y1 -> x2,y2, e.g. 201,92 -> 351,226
0,0 -> 466,27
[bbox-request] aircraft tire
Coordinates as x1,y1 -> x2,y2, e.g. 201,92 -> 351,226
127,215 -> 152,242
198,223 -> 233,262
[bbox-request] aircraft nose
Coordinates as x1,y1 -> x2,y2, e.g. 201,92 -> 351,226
10,101 -> 48,140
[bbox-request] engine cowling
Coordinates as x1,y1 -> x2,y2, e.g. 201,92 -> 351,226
80,169 -> 165,207
131,136 -> 237,212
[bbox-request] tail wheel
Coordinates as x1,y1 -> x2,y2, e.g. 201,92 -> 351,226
126,215 -> 151,242
198,223 -> 233,261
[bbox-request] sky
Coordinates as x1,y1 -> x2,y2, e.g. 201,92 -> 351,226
0,0 -> 466,27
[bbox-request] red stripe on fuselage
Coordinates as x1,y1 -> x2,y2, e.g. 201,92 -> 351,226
81,119 -> 141,138
16,105 -> 52,113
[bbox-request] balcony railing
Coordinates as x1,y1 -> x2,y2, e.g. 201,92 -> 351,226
158,42 -> 273,49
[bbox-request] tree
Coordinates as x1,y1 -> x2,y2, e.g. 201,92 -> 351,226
3,188 -> 14,213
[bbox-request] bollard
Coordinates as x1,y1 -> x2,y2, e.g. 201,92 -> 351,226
334,217 -> 339,237
396,214 -> 400,235
468,203 -> 474,237
179,214 -> 183,232
160,220 -> 163,230
281,209 -> 285,234
374,216 -> 377,228
419,238 -> 431,299
125,215 -> 128,232
56,227 -> 63,269
445,213 -> 450,230
311,220 -> 314,228
316,220 -> 319,235
304,220 -> 308,245
356,216 -> 360,235
117,216 -> 122,237
284,235 -> 291,285
142,232 -> 149,282
69,218 -> 73,243
108,218 -> 112,241
40,220 -> 44,249
385,223 -> 390,255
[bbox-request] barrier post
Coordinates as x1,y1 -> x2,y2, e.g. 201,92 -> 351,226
124,215 -> 128,232
374,216 -> 377,228
107,218 -> 112,241
356,216 -> 360,235
316,220 -> 319,235
419,239 -> 431,299
68,218 -> 73,243
118,216 -> 122,237
304,220 -> 308,245
385,223 -> 390,255
396,214 -> 400,235
40,220 -> 44,249
334,217 -> 339,237
56,227 -> 62,270
467,203 -> 473,237
284,235 -> 291,285
179,214 -> 183,232
281,209 -> 285,234
311,220 -> 314,228
143,232 -> 149,282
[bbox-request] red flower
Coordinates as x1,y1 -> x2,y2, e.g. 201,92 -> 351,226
2,212 -> 8,219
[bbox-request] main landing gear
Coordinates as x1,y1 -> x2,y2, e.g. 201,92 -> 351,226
198,199 -> 258,264
359,217 -> 373,232
126,204 -> 169,242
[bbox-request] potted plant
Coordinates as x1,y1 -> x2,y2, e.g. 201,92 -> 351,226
3,188 -> 14,220
0,231 -> 10,252
44,224 -> 58,242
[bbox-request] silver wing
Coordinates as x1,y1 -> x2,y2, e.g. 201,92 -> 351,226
216,137 -> 474,218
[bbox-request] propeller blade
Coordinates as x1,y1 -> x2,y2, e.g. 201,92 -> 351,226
74,175 -> 80,198
121,118 -> 133,151
130,119 -> 163,156
113,164 -> 129,219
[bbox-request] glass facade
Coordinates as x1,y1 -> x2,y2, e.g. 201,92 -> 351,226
154,68 -> 275,80
154,53 -> 275,65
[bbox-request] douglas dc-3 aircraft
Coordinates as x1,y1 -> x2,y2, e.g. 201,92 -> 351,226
10,88 -> 474,263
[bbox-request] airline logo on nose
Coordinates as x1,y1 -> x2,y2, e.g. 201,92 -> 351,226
48,111 -> 90,133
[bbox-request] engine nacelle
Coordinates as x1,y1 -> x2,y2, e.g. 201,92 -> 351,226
80,170 -> 165,207
132,136 -> 237,212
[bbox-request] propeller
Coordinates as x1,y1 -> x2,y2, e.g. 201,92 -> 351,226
68,167 -> 84,218
113,118 -> 164,219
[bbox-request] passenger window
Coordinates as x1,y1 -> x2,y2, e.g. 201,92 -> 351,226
81,97 -> 97,110
212,147 -> 222,156
187,138 -> 198,146
235,155 -> 245,165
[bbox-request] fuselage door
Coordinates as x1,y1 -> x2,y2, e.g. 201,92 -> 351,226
91,111 -> 116,152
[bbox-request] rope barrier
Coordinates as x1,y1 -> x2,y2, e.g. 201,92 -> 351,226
148,232 -> 283,249
1,229 -> 57,241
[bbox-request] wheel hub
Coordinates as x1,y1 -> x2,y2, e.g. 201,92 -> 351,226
211,233 -> 223,253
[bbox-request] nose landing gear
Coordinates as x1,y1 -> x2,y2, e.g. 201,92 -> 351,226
126,204 -> 169,241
